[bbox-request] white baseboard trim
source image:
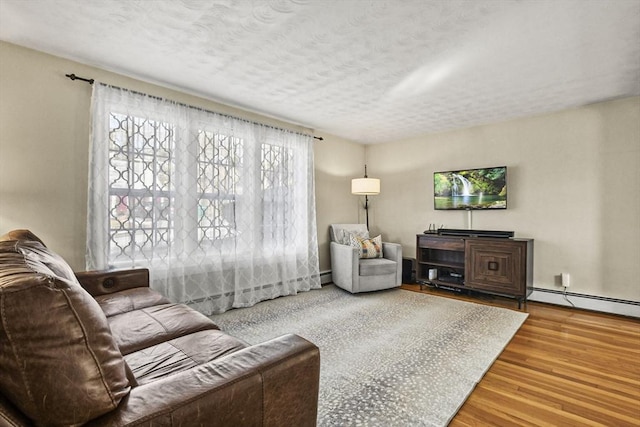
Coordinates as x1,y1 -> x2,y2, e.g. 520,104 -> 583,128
322,269 -> 638,318
529,288 -> 640,318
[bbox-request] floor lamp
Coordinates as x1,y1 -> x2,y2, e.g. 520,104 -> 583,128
351,165 -> 380,230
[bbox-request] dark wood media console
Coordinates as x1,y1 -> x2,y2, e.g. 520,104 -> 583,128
416,233 -> 533,307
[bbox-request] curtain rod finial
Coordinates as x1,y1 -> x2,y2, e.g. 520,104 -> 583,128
66,73 -> 94,84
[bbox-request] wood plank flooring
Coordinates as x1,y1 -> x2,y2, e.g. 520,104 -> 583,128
401,284 -> 640,426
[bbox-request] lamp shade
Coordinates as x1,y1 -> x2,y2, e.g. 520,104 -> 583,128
351,178 -> 380,195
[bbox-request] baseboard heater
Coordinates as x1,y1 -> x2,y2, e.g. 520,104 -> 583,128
530,287 -> 639,318
320,270 -> 332,285
186,274 -> 322,305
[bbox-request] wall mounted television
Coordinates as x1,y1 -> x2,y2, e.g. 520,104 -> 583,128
434,166 -> 507,210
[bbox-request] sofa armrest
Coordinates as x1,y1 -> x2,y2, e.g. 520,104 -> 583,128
382,242 -> 403,285
382,242 -> 402,263
330,241 -> 359,292
75,268 -> 150,297
85,334 -> 320,427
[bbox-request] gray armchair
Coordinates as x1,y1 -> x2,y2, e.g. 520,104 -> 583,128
329,224 -> 402,293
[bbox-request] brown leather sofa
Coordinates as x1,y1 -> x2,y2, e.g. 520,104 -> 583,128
0,230 -> 320,426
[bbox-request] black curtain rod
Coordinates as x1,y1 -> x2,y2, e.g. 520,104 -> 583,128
65,73 -> 94,84
65,73 -> 324,141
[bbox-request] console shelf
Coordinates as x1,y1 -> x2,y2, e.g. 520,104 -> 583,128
416,234 -> 533,307
420,260 -> 465,270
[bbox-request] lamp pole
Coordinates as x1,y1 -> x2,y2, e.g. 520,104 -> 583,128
364,165 -> 370,230
365,194 -> 370,230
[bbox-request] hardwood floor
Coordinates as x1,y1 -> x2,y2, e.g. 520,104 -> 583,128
401,284 -> 640,426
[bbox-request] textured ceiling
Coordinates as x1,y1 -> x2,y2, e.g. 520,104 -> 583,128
1,0 -> 639,144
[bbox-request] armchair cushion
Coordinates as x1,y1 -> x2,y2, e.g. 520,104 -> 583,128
359,257 -> 398,276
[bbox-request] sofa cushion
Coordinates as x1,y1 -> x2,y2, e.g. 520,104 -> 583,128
359,257 -> 398,276
95,286 -> 172,317
0,229 -> 46,246
0,237 -> 130,426
0,229 -> 77,282
107,303 -> 220,355
125,329 -> 248,385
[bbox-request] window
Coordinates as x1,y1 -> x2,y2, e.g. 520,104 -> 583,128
108,113 -> 175,262
261,143 -> 294,245
88,83 -> 320,314
106,114 -> 253,261
196,131 -> 242,245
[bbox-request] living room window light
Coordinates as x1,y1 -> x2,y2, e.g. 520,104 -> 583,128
87,84 -> 321,314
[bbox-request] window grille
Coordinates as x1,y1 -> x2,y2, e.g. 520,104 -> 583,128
261,143 -> 294,245
108,113 -> 175,262
105,113 -> 300,259
196,131 -> 243,245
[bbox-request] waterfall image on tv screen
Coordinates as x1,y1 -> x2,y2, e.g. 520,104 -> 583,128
434,166 -> 507,210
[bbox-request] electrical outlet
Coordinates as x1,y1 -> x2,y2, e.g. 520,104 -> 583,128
561,273 -> 571,288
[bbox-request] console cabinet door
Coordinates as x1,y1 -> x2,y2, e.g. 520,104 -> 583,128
464,240 -> 526,297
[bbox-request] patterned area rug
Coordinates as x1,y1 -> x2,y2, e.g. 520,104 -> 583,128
210,285 -> 528,426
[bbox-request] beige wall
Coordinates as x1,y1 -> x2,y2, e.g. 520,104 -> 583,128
2,42 -> 638,302
0,41 -> 356,272
366,97 -> 640,301
313,133 -> 365,271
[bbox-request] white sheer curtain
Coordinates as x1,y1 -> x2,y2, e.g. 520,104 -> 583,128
87,84 -> 320,314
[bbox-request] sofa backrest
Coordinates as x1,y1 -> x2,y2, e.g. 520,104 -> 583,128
0,230 -> 130,425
